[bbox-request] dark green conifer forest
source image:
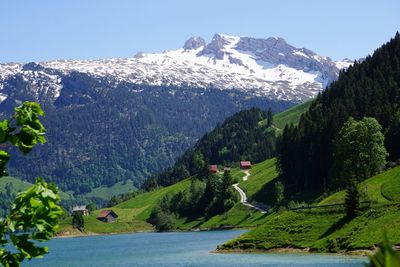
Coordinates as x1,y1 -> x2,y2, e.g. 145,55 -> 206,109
278,32 -> 400,196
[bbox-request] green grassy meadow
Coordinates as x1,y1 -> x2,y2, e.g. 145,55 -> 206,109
58,156 -> 400,254
218,165 -> 400,253
0,176 -> 74,200
83,179 -> 137,200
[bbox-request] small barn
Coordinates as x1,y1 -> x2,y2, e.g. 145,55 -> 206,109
96,210 -> 118,223
72,205 -> 89,216
209,165 -> 218,173
240,161 -> 252,169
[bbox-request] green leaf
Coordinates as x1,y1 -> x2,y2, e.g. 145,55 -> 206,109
0,150 -> 10,176
0,120 -> 10,143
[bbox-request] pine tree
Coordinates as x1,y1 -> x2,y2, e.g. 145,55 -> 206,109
274,181 -> 285,204
267,108 -> 273,127
344,179 -> 360,219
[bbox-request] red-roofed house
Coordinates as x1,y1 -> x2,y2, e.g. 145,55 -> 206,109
240,161 -> 252,169
209,165 -> 218,173
96,210 -> 118,223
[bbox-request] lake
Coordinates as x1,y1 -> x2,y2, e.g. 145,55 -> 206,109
24,230 -> 367,267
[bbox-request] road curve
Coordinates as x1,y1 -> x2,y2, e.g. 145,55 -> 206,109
233,183 -> 247,202
232,180 -> 267,213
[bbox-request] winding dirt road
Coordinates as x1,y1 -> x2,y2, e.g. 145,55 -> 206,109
232,171 -> 268,213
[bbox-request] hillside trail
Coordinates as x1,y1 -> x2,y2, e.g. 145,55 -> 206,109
242,170 -> 250,181
232,170 -> 268,213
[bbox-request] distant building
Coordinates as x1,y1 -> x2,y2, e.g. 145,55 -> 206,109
72,205 -> 89,216
209,165 -> 218,173
96,210 -> 118,223
240,161 -> 252,169
223,167 -> 231,172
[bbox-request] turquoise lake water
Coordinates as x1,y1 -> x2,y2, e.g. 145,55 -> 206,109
23,230 -> 368,267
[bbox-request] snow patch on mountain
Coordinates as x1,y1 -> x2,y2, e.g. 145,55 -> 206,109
0,34 -> 353,103
334,58 -> 353,70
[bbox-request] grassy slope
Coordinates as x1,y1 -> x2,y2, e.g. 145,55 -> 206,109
59,179 -> 192,235
175,158 -> 278,230
83,179 -> 137,200
273,99 -> 312,129
219,166 -> 400,252
0,176 -> 73,200
320,166 -> 400,205
0,176 -> 32,193
240,158 -> 277,199
259,100 -> 313,130
219,204 -> 400,252
58,158 -> 279,234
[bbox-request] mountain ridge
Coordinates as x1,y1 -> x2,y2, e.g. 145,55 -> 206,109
0,33 -> 352,104
0,33 -> 351,199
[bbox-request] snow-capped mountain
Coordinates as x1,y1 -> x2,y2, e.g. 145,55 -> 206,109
0,33 -> 354,195
0,33 -> 352,103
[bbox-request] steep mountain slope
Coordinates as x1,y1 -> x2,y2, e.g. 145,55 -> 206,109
57,101 -> 310,234
279,32 -> 400,195
4,82 -> 289,194
145,100 -> 311,188
0,33 -> 349,195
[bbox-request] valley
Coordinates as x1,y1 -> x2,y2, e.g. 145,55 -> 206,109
1,1 -> 399,266
55,33 -> 400,258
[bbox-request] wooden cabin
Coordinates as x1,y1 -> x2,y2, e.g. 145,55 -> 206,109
96,210 -> 118,223
72,205 -> 89,216
240,161 -> 252,169
209,165 -> 218,173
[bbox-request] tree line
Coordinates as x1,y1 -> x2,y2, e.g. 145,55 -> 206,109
143,107 -> 277,190
148,170 -> 238,231
1,71 -> 291,196
278,32 -> 400,197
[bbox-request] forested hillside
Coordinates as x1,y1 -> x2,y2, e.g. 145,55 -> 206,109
144,98 -> 313,189
278,32 -> 400,195
144,108 -> 276,188
0,75 -> 291,194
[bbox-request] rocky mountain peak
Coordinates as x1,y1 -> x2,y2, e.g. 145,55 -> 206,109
183,37 -> 206,50
236,36 -> 288,53
0,33 -> 353,104
197,33 -> 239,59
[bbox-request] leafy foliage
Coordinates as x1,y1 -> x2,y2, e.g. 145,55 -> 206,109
0,178 -> 62,267
148,195 -> 177,232
278,33 -> 400,195
0,102 -> 62,267
0,102 -> 46,177
366,234 -> 400,267
331,117 -> 387,187
0,183 -> 16,218
148,171 -> 239,230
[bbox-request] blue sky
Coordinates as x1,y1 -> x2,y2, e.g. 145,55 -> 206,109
0,0 -> 398,63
